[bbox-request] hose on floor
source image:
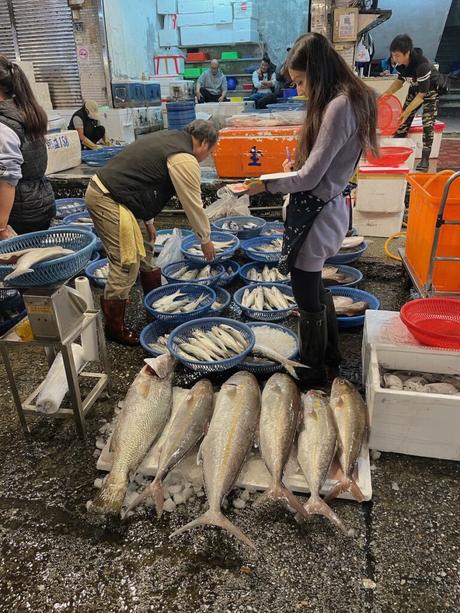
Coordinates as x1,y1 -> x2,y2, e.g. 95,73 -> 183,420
384,231 -> 406,262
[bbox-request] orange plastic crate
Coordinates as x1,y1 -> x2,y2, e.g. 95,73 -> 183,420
213,126 -> 300,178
406,171 -> 460,292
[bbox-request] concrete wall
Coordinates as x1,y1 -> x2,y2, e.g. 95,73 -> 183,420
372,0 -> 453,60
103,0 -> 159,80
258,0 -> 310,68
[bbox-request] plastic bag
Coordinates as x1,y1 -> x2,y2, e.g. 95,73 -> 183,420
206,188 -> 251,222
157,228 -> 183,281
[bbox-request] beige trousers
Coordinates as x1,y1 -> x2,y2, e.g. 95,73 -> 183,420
85,183 -> 155,300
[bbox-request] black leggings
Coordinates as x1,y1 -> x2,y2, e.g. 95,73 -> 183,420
291,268 -> 327,313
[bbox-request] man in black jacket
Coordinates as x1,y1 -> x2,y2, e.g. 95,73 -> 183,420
69,100 -> 109,150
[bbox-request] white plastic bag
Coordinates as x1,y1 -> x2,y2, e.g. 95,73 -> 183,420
206,188 -> 251,221
157,228 -> 183,281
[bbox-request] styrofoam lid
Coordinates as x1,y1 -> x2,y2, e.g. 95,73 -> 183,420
359,165 -> 410,174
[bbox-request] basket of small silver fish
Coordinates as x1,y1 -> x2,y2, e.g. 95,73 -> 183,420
144,283 -> 216,323
240,322 -> 301,376
330,287 -> 380,329
167,317 -> 255,373
233,282 -> 297,321
208,287 -> 231,317
162,260 -> 224,287
327,236 -> 368,265
139,320 -> 175,356
85,257 -> 109,287
211,215 -> 266,240
322,264 -> 363,287
55,198 -> 86,219
239,262 -> 290,285
217,260 -> 240,287
241,236 -> 283,263
154,229 -> 193,254
181,231 -> 240,264
260,221 -> 284,236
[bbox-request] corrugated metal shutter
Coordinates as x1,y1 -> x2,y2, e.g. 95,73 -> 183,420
0,1 -> 15,60
10,0 -> 82,107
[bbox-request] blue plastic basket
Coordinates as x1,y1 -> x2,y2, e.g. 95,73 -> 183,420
85,257 -> 109,287
0,309 -> 26,337
81,146 -> 124,167
239,261 -> 290,285
144,282 -> 215,323
323,265 -> 363,288
140,320 -> 176,357
233,283 -> 296,321
63,211 -> 94,227
162,260 -> 224,287
55,198 -> 86,219
329,286 -> 380,329
0,228 -> 96,288
167,317 -> 255,373
209,287 -> 231,316
211,216 -> 266,240
217,260 -> 240,287
260,221 -> 284,237
90,250 -> 101,261
155,229 -> 193,254
241,236 -> 283,263
181,231 -> 240,264
326,241 -> 368,265
241,322 -> 299,375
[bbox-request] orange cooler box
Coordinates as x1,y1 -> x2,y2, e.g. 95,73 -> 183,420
213,126 -> 300,178
406,171 -> 460,293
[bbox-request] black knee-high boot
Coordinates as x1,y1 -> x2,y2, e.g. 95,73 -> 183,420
321,289 -> 342,379
297,306 -> 327,386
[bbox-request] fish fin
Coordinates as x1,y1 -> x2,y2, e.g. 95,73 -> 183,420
196,439 -> 205,465
88,473 -> 127,516
144,354 -> 175,379
169,509 -> 257,550
123,478 -> 165,519
295,496 -> 353,536
324,477 -> 365,504
254,482 -> 309,519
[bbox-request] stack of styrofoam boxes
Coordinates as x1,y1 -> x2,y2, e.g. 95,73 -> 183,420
232,1 -> 258,43
158,0 -> 180,46
362,310 -> 460,461
98,107 -> 163,144
16,61 -> 53,110
352,162 -> 411,237
45,130 -> 81,175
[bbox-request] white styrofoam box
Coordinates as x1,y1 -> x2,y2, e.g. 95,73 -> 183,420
232,20 -> 259,43
233,1 -> 257,19
366,344 -> 460,460
15,60 -> 36,85
195,100 -> 246,128
214,1 -> 233,24
159,28 -> 180,47
408,118 -> 446,158
45,130 -> 81,175
155,74 -> 182,100
178,0 -> 209,13
355,165 -> 409,214
157,0 -> 177,14
233,17 -> 258,30
170,79 -> 195,100
99,107 -> 163,144
180,24 -> 233,45
378,137 -> 417,171
177,12 -> 215,26
33,82 -> 53,110
352,208 -> 404,238
362,76 -> 409,106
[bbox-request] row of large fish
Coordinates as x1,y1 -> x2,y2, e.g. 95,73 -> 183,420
89,356 -> 368,549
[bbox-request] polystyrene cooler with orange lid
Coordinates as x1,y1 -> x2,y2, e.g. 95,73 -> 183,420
405,170 -> 460,293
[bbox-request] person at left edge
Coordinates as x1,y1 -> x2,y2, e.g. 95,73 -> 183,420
68,100 -> 110,150
0,56 -> 55,239
85,119 -> 218,346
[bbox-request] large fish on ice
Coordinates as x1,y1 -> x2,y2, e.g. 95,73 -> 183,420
256,373 -> 308,517
126,379 -> 214,517
325,378 -> 367,503
296,390 -> 350,534
89,354 -> 175,515
1,247 -> 74,280
170,371 -> 261,549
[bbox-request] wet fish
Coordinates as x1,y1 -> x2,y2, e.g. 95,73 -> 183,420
88,354 -> 175,515
335,301 -> 369,317
2,247 -> 75,281
296,390 -> 351,535
241,286 -> 295,311
341,236 -> 364,250
248,238 -> 282,253
126,379 -> 214,517
256,374 -> 308,517
326,378 -> 367,503
94,264 -> 109,279
170,371 -> 261,549
252,343 -> 308,379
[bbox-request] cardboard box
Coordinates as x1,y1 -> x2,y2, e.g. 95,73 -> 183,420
180,24 -> 233,45
233,1 -> 257,19
159,28 -> 180,47
214,1 -> 233,23
177,12 -> 215,26
177,0 -> 209,13
157,0 -> 177,14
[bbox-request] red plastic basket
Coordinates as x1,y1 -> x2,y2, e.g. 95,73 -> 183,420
400,298 -> 460,349
366,146 -> 413,167
377,95 -> 402,136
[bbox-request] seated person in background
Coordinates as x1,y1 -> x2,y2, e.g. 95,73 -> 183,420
379,56 -> 398,76
69,100 -> 109,150
196,60 -> 227,103
246,58 -> 277,109
274,46 -> 294,97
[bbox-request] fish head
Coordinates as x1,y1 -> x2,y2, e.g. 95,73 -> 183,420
144,353 -> 176,379
303,389 -> 329,416
330,377 -> 354,406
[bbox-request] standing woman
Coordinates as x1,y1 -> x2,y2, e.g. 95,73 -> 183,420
0,56 -> 55,239
247,34 -> 378,385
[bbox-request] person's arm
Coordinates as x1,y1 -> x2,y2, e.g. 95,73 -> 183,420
196,73 -> 204,99
167,153 -> 215,260
0,123 -> 23,239
219,75 -> 227,101
399,61 -> 432,122
270,72 -> 277,87
383,78 -> 404,96
252,70 -> 262,90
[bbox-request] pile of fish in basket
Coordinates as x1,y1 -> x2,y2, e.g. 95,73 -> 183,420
90,354 -> 369,549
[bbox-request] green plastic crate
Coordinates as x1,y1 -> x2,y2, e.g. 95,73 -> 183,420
184,67 -> 202,78
221,51 -> 240,60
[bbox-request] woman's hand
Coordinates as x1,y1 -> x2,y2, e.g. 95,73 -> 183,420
246,181 -> 266,196
0,225 -> 17,241
282,158 -> 295,173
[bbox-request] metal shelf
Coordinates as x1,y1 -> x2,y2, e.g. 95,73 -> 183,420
186,58 -> 261,64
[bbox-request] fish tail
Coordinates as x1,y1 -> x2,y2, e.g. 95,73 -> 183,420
169,509 -> 257,550
324,477 -> 366,504
123,477 -> 165,518
88,473 -> 127,516
295,495 -> 353,536
255,482 -> 308,518
282,357 -> 310,379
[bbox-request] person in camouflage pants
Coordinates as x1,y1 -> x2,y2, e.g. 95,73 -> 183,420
395,87 -> 439,160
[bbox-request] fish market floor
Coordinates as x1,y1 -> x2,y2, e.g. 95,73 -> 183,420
0,277 -> 458,613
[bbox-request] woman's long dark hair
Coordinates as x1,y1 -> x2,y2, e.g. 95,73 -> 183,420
0,55 -> 48,140
287,33 -> 379,168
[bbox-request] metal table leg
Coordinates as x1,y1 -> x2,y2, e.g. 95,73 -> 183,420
0,344 -> 30,436
61,343 -> 86,440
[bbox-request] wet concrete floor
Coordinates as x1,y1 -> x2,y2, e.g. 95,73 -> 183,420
0,264 -> 459,612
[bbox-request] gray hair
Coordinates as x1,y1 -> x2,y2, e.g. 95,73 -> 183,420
184,119 -> 219,146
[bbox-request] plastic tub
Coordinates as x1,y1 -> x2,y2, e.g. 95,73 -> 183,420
162,260 -> 224,286
329,287 -> 380,329
233,283 -> 296,321
400,298 -> 460,349
326,241 -> 368,265
144,282 -> 215,323
217,260 -> 240,286
166,101 -> 196,131
211,215 -> 266,240
366,146 -> 413,167
181,231 -> 239,264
